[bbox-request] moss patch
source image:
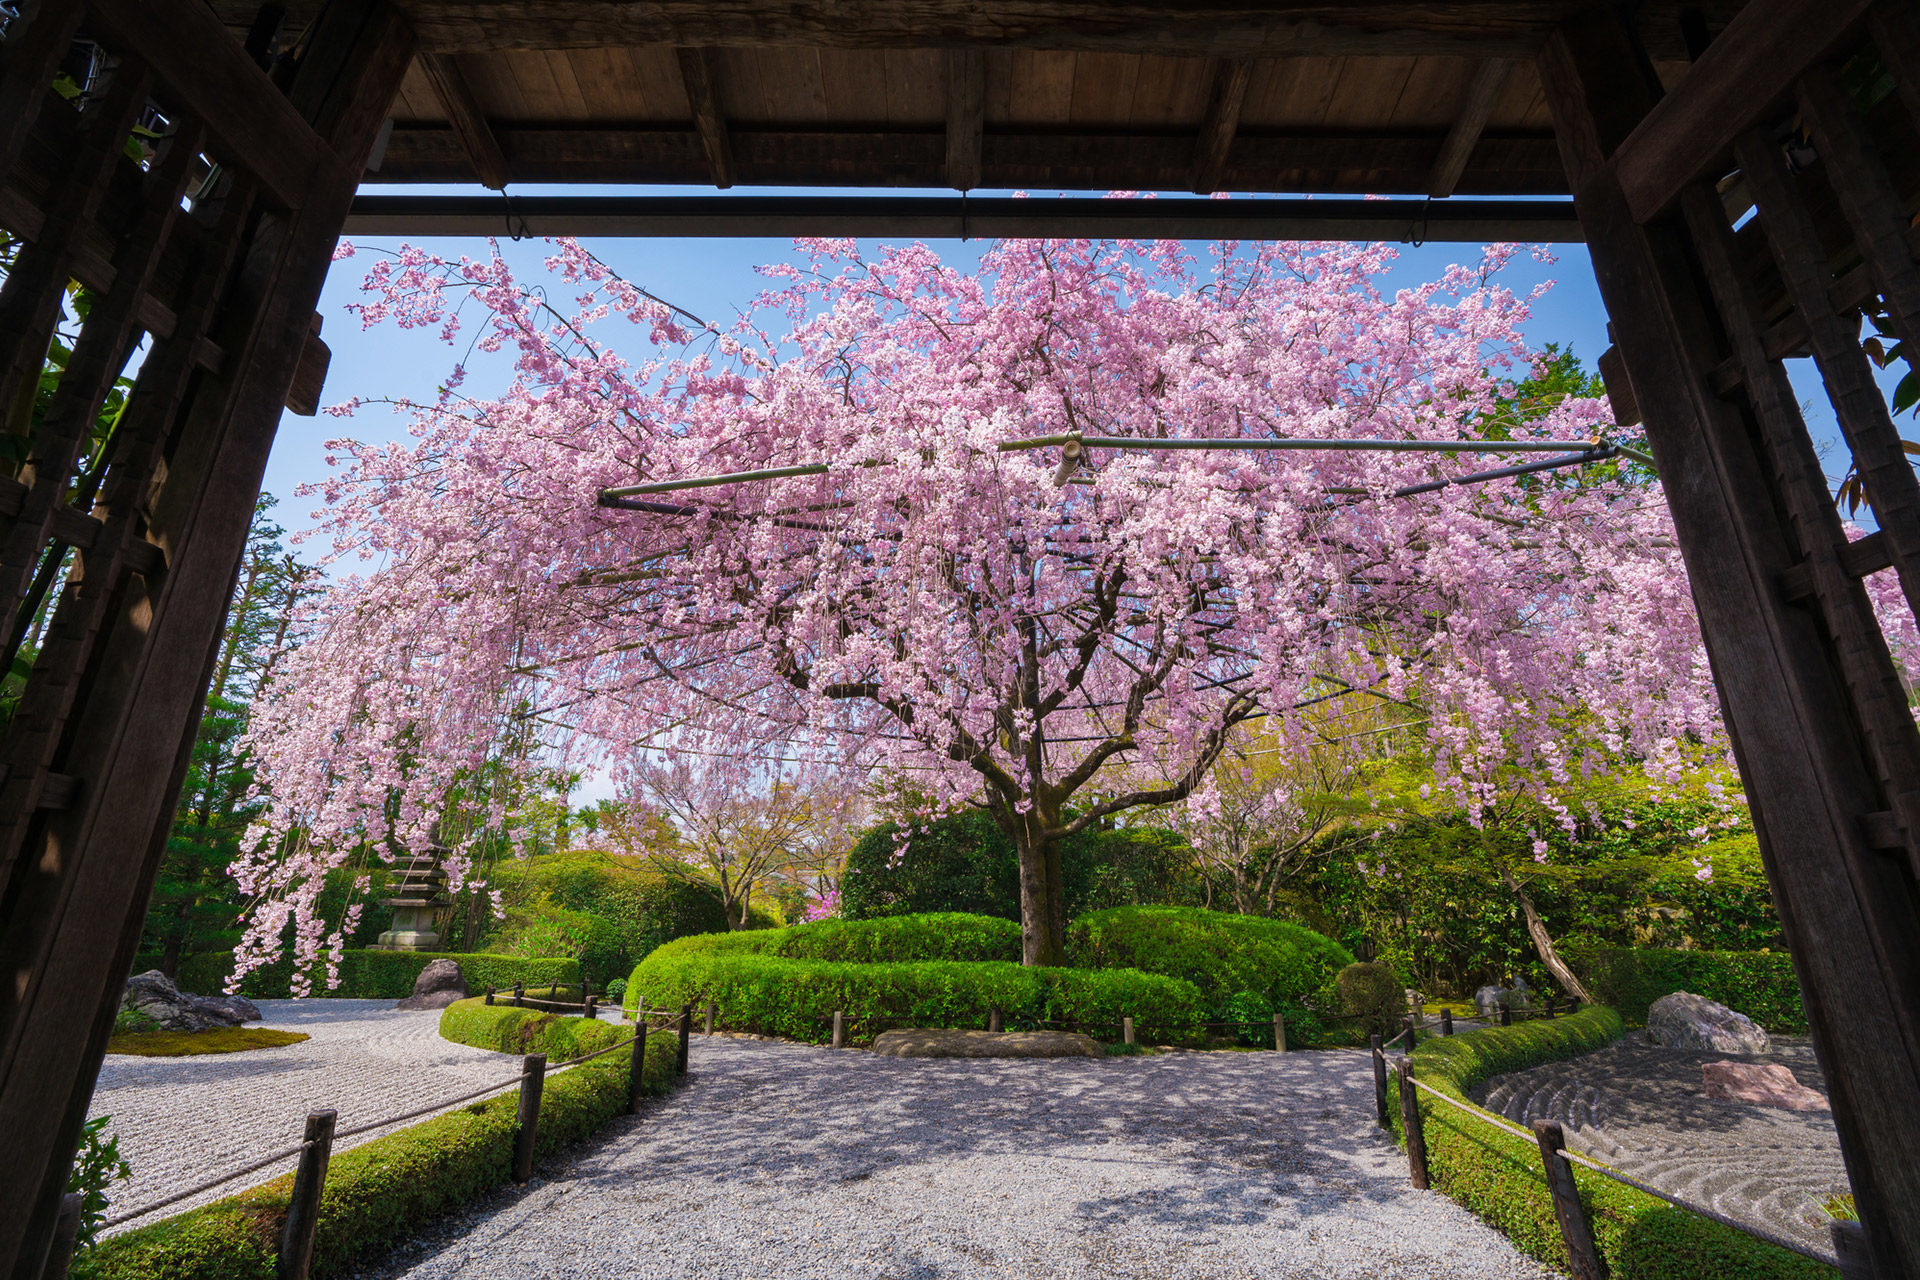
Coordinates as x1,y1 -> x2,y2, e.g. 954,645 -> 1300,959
106,1029 -> 310,1057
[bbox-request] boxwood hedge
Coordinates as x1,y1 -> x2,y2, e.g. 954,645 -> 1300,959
1568,944 -> 1806,1032
77,1001 -> 676,1280
1390,1007 -> 1833,1280
137,950 -> 580,1002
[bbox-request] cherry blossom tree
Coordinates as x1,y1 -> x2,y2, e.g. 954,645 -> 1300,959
236,232 -> 1734,978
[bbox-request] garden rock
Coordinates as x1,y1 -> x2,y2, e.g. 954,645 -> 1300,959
1475,982 -> 1530,1016
394,959 -> 468,1010
1647,990 -> 1769,1053
1702,1060 -> 1827,1111
870,1028 -> 1101,1058
122,970 -> 258,1032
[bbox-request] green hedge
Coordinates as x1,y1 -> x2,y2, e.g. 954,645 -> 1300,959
625,931 -> 1206,1045
774,913 -> 1022,964
1569,945 -> 1807,1032
138,951 -> 580,1001
78,1001 -> 676,1280
1391,1007 -> 1832,1280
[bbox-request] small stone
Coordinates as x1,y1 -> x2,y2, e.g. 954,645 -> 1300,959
1474,985 -> 1506,1017
1702,1060 -> 1827,1111
1647,990 -> 1770,1053
193,994 -> 261,1024
395,958 -> 468,1010
869,1028 -> 1102,1058
122,970 -> 252,1032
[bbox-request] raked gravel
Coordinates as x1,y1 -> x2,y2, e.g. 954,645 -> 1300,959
349,1036 -> 1553,1280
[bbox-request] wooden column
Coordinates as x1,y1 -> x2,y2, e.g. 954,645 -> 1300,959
1540,11 -> 1920,1277
0,4 -> 413,1276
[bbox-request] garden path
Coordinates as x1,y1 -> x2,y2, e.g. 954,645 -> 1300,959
91,999 -> 515,1229
349,1037 -> 1554,1280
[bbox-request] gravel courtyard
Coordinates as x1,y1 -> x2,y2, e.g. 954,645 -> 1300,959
91,1000 -> 516,1227
350,1036 -> 1554,1280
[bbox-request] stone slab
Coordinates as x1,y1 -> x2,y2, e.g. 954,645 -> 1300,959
1702,1059 -> 1829,1111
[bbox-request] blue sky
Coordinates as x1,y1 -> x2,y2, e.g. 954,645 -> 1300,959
267,183 -> 1873,545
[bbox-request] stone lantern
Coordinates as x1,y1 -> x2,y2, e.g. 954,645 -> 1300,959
377,852 -> 451,951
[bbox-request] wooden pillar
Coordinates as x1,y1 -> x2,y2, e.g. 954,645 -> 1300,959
0,5 -> 413,1275
1540,11 -> 1920,1276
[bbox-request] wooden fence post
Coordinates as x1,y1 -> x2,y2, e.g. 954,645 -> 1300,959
1396,1058 -> 1430,1189
277,1109 -> 336,1280
1404,1015 -> 1419,1051
676,1004 -> 692,1074
512,1055 -> 546,1183
1122,1016 -> 1135,1046
1370,1033 -> 1390,1128
831,1010 -> 845,1049
1440,1008 -> 1453,1036
39,1194 -> 81,1280
1273,1013 -> 1286,1052
1533,1121 -> 1602,1280
484,987 -> 494,1006
513,982 -> 524,1008
1832,1221 -> 1873,1280
1546,994 -> 1558,1019
704,1001 -> 716,1035
625,1024 -> 649,1115
988,1007 -> 1003,1034
1500,1005 -> 1512,1027
583,996 -> 596,1022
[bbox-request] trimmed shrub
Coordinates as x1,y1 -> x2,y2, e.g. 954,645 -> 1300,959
1392,1007 -> 1830,1280
78,1002 -> 677,1280
774,913 -> 1021,964
1568,945 -> 1806,1032
1064,907 -> 1353,1041
144,950 -> 580,1001
1336,961 -> 1406,1037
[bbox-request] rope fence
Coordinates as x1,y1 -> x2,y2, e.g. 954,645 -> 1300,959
92,999 -> 701,1280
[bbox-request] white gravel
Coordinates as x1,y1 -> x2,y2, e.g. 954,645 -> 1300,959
90,999 -> 518,1228
351,1037 -> 1554,1280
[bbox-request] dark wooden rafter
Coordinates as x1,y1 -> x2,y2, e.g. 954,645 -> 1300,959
416,52 -> 508,188
1869,0 -> 1920,127
945,48 -> 984,191
1541,4 -> 1920,1276
0,0 -> 84,180
674,46 -> 734,189
1427,58 -> 1512,197
1190,58 -> 1254,195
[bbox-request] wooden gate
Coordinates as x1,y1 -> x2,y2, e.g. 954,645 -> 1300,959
1542,1 -> 1920,1274
0,1 -> 410,1273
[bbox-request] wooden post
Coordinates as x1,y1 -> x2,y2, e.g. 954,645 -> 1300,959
513,982 -> 524,1008
1533,1121 -> 1601,1280
512,1055 -> 546,1183
1273,1013 -> 1286,1052
583,996 -> 596,1022
704,1001 -> 715,1035
831,1010 -> 845,1049
277,1109 -> 336,1280
625,1024 -> 649,1115
1499,1005 -> 1512,1027
38,1196 -> 80,1280
1396,1058 -> 1430,1189
1122,1015 -> 1135,1046
1440,1009 -> 1453,1037
988,1007 -> 1003,1034
1370,1033 -> 1390,1128
1404,1015 -> 1419,1051
484,987 -> 494,1006
676,1004 -> 691,1074
1835,1222 -> 1874,1280
1546,994 -> 1557,1019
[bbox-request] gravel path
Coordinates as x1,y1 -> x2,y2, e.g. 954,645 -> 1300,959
1475,1035 -> 1846,1253
351,1037 -> 1554,1280
91,1000 -> 517,1229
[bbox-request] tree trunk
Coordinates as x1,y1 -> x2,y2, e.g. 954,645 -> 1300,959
1500,867 -> 1594,1004
1012,811 -> 1068,967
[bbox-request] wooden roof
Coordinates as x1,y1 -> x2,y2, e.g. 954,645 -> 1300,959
211,1 -> 1744,197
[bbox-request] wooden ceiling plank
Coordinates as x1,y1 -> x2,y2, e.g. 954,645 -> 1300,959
1426,58 -> 1512,197
676,47 -> 736,188
418,53 -> 510,188
947,49 -> 985,190
1191,58 -> 1254,193
1068,53 -> 1142,127
1010,50 -> 1078,124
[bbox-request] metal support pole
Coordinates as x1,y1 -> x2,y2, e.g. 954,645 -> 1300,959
1533,1120 -> 1602,1280
625,1024 -> 649,1115
1396,1059 -> 1430,1189
277,1110 -> 336,1280
1370,1033 -> 1390,1128
512,1055 -> 546,1183
676,1004 -> 691,1074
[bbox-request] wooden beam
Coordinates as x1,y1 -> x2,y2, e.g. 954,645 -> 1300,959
222,0 -> 1741,59
417,52 -> 509,188
945,49 -> 984,191
1427,58 -> 1512,197
375,124 -> 1568,194
1191,58 -> 1254,195
1609,0 -> 1876,222
675,47 -> 734,189
81,0 -> 351,208
344,192 -> 1585,241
